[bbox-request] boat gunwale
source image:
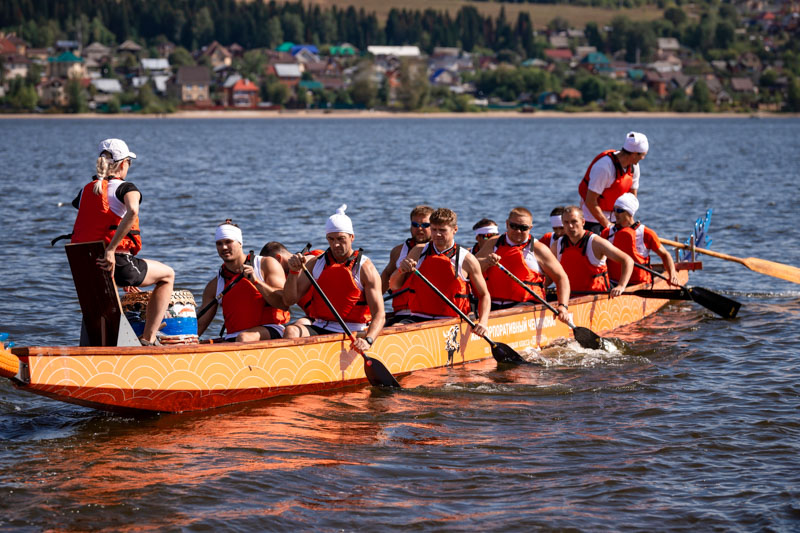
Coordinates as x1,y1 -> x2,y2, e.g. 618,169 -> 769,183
13,262 -> 701,358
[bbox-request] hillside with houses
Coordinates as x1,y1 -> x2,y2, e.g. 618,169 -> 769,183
1,0 -> 799,113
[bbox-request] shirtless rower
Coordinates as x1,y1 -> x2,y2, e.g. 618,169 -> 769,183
380,205 -> 433,325
389,208 -> 490,337
552,206 -> 634,297
198,220 -> 289,342
601,193 -> 679,286
477,207 -> 571,317
283,205 -> 385,353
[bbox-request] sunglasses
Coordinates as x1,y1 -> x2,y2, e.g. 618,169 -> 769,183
508,222 -> 531,232
614,208 -> 629,214
477,233 -> 498,240
411,221 -> 431,229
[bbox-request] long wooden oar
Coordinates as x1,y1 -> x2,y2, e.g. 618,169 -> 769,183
496,264 -> 602,349
661,238 -> 800,285
300,263 -> 400,388
634,263 -> 741,318
409,268 -> 528,365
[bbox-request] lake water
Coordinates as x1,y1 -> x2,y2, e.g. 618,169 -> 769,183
1,116 -> 799,531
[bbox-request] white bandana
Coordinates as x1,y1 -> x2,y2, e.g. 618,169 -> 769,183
614,192 -> 639,216
474,225 -> 499,236
550,216 -> 564,228
325,204 -> 354,235
215,224 -> 243,244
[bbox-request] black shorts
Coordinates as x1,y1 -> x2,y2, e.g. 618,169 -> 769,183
114,253 -> 148,287
304,323 -> 340,336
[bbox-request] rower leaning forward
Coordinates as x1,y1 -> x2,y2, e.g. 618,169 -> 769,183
389,207 -> 491,338
283,205 -> 385,353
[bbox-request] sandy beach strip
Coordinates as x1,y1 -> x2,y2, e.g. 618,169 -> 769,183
1,109 -> 796,119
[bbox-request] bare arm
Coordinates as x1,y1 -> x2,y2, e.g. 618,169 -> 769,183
97,190 -> 141,273
462,253 -> 490,337
654,244 -> 679,285
593,237 -> 633,297
389,244 -> 424,291
379,244 -> 402,293
474,235 -> 501,272
533,241 -> 571,322
352,259 -> 386,352
197,278 -> 218,336
247,256 -> 288,309
283,254 -> 316,306
584,190 -> 612,229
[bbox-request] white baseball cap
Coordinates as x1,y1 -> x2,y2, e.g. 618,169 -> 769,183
623,131 -> 649,154
98,138 -> 137,162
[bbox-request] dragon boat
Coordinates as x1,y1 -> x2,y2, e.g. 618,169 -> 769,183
0,262 -> 701,414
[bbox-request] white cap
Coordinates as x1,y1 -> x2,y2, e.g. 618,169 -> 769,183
215,223 -> 243,244
325,204 -> 354,235
99,138 -> 137,162
614,192 -> 639,216
623,131 -> 648,154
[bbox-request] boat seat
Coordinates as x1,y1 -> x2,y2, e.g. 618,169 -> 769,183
65,241 -> 139,347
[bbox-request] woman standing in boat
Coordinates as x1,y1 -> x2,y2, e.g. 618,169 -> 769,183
70,139 -> 174,346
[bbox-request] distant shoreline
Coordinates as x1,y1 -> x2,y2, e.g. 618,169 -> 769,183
2,110 -> 797,119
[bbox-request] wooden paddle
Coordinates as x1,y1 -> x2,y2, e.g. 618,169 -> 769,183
496,264 -> 602,349
633,263 -> 741,318
661,238 -> 800,285
409,268 -> 528,365
300,263 -> 400,388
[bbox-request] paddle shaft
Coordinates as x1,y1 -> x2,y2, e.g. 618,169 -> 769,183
196,251 -> 254,320
384,287 -> 410,301
496,264 -> 566,322
410,268 -> 495,346
661,238 -> 800,285
633,262 -> 687,291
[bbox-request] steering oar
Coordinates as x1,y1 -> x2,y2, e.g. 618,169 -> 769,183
300,263 -> 400,388
496,264 -> 602,349
409,268 -> 527,365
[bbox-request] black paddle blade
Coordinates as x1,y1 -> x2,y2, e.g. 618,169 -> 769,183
491,341 -> 528,365
363,355 -> 401,388
689,286 -> 741,319
572,326 -> 602,350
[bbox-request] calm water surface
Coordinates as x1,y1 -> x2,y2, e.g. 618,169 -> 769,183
1,117 -> 799,531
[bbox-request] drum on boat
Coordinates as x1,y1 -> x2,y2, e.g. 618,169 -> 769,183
121,289 -> 198,344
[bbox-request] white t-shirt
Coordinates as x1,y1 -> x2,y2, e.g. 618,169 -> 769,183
580,153 -> 640,223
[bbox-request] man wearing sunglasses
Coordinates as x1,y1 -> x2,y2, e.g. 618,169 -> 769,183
579,131 -> 648,234
380,205 -> 434,325
476,207 -> 571,317
552,206 -> 634,298
389,208 -> 491,338
601,193 -> 679,286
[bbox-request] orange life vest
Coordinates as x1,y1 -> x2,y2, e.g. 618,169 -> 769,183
603,222 -> 653,284
391,238 -> 416,313
539,232 -> 553,249
71,179 -> 142,254
578,150 -> 634,212
485,234 -> 545,302
303,249 -> 371,324
557,233 -> 610,292
409,244 -> 472,317
297,249 -> 325,311
218,265 -> 290,333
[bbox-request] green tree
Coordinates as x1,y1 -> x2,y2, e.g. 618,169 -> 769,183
786,76 -> 800,112
66,79 -> 89,113
664,7 -> 687,27
266,16 -> 284,49
578,76 -> 606,104
169,47 -> 195,68
281,13 -> 305,43
691,79 -> 713,112
350,61 -> 377,108
237,50 -> 265,81
396,60 -> 429,111
193,7 -> 215,47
